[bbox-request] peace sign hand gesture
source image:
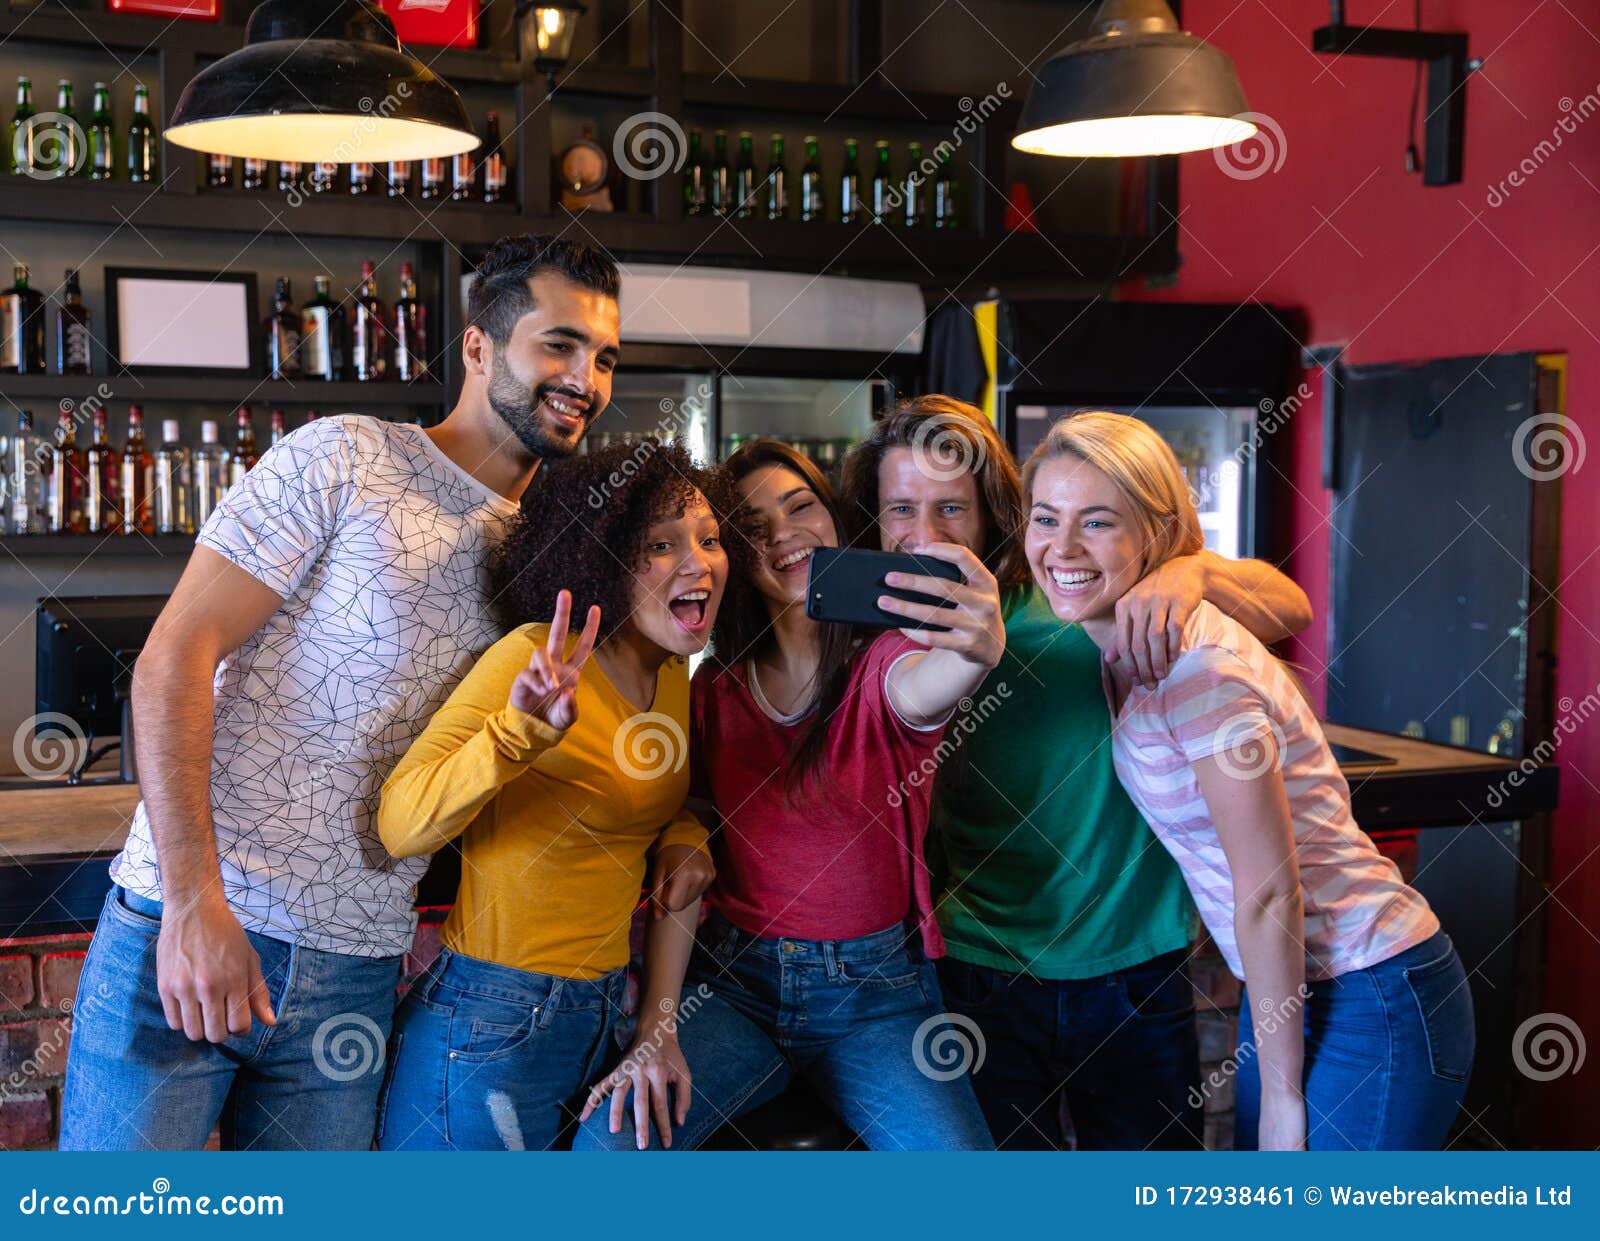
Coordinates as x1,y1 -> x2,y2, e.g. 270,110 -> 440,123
509,589 -> 602,732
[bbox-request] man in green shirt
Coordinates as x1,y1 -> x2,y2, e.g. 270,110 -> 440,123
839,395 -> 1311,1150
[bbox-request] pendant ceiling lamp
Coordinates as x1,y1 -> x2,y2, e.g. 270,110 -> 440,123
1013,0 -> 1255,158
166,0 -> 479,164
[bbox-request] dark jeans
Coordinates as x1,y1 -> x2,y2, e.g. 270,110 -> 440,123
937,948 -> 1203,1150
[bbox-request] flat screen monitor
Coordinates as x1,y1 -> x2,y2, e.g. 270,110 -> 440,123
35,595 -> 167,740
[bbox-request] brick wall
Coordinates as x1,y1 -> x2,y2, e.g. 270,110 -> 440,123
0,931 -> 90,1150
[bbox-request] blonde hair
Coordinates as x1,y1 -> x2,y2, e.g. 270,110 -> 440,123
1020,410 -> 1204,576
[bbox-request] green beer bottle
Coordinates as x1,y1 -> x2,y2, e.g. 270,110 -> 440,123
88,82 -> 114,181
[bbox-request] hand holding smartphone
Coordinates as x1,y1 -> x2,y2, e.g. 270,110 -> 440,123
804,547 -> 963,632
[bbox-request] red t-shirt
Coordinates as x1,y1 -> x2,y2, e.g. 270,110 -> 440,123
691,631 -> 949,956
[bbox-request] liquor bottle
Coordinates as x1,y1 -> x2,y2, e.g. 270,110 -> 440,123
0,264 -> 46,374
351,260 -> 387,382
6,410 -> 47,534
733,132 -> 757,220
840,138 -> 862,224
708,130 -> 732,218
119,405 -> 153,536
51,80 -> 81,178
451,136 -> 476,202
349,159 -> 373,195
420,156 -> 446,200
127,84 -> 156,182
243,156 -> 267,190
153,419 -> 191,535
306,410 -> 322,422
206,151 -> 232,189
191,419 -> 225,527
264,277 -> 302,380
9,77 -> 34,176
763,134 -> 787,222
393,261 -> 427,383
87,82 -> 114,181
799,135 -> 824,223
276,160 -> 304,192
870,140 -> 892,224
933,146 -> 960,229
299,274 -> 346,382
47,408 -> 87,533
310,160 -> 338,194
683,128 -> 708,217
481,111 -> 508,204
85,406 -> 119,533
268,408 -> 286,448
903,140 -> 925,228
57,268 -> 92,376
385,159 -> 411,198
229,406 -> 257,487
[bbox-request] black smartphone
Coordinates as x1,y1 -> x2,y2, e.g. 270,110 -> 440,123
804,547 -> 963,631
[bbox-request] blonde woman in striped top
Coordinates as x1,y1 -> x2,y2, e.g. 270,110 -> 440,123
1020,410 -> 1472,1151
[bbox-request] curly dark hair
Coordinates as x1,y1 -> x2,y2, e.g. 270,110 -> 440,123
488,438 -> 745,643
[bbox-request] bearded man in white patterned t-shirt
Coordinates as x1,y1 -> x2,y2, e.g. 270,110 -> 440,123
60,235 -> 713,1150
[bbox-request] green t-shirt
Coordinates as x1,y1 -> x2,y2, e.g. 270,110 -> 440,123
928,586 -> 1197,980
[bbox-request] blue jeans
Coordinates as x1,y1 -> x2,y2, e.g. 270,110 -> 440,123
1234,930 -> 1474,1150
937,948 -> 1203,1150
60,886 -> 402,1151
573,916 -> 995,1152
375,946 -> 627,1151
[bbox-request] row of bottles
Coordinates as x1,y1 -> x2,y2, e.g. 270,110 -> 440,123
263,262 -> 428,383
4,404 -> 304,536
7,77 -> 158,181
0,265 -> 91,376
210,112 -> 511,204
683,131 -> 962,228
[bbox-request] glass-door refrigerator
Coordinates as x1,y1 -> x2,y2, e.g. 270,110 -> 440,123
1011,402 -> 1257,559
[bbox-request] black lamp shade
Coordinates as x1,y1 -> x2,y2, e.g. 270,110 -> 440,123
167,0 -> 479,163
1013,0 -> 1254,157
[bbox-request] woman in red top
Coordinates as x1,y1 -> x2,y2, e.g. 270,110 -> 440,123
574,440 -> 1004,1151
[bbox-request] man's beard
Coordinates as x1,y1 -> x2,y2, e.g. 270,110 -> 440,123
487,358 -> 592,458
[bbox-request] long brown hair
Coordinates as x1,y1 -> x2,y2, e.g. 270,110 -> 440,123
838,393 -> 1031,593
708,439 -> 860,799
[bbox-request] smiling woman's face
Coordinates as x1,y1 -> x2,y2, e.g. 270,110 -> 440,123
622,492 -> 729,657
736,463 -> 839,611
1025,454 -> 1148,627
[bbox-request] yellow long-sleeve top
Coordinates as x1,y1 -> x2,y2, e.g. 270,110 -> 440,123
377,622 -> 708,979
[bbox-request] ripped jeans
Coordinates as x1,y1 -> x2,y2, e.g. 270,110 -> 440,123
375,946 -> 626,1151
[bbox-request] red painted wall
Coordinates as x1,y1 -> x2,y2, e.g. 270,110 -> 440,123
1120,1 -> 1599,1145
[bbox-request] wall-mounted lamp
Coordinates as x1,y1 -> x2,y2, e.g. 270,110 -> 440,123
516,2 -> 587,83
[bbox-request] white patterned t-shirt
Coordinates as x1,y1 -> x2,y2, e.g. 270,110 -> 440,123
1105,601 -> 1439,981
111,415 -> 520,957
